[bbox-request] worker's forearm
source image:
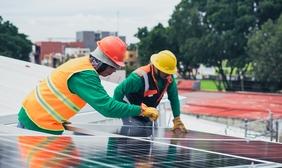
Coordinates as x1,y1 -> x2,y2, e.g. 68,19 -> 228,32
68,71 -> 141,118
114,73 -> 143,102
113,84 -> 125,102
167,79 -> 181,118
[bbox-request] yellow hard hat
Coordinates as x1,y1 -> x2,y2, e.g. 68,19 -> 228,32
150,50 -> 177,74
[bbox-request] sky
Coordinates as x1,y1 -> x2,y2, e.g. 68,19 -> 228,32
1,0 -> 181,44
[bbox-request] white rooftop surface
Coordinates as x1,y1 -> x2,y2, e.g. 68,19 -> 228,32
0,56 -> 53,116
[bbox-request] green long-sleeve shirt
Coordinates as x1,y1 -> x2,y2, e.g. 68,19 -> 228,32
68,70 -> 141,117
114,72 -> 181,118
18,70 -> 141,134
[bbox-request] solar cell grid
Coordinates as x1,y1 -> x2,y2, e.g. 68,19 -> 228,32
0,123 -> 281,167
67,124 -> 282,166
0,135 -> 279,168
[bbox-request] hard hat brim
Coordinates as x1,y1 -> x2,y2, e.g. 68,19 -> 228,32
90,48 -> 121,69
114,61 -> 125,67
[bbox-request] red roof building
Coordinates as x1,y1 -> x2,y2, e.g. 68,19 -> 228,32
34,41 -> 84,62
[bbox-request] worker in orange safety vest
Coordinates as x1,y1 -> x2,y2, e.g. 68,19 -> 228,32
17,36 -> 159,135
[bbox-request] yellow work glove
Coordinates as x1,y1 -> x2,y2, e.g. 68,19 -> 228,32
172,116 -> 188,133
140,103 -> 159,121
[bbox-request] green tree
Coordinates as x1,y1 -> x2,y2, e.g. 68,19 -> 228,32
0,16 -> 32,61
169,1 -> 205,79
135,23 -> 173,65
200,0 -> 258,90
134,0 -> 282,90
247,15 -> 282,90
169,0 -> 282,90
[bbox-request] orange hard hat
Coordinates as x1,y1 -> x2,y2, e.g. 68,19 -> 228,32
97,36 -> 126,67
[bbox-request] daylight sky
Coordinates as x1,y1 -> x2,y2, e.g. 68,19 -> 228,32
1,0 -> 181,44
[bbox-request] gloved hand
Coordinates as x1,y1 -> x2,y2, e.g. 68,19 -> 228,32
140,103 -> 159,121
172,117 -> 188,133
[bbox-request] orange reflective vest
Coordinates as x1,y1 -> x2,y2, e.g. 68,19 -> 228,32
23,56 -> 94,131
124,64 -> 172,107
18,136 -> 80,168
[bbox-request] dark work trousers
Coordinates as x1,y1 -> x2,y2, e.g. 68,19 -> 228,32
122,116 -> 158,127
17,122 -> 25,129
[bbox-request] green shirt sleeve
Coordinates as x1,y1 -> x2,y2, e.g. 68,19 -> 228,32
67,70 -> 141,118
167,77 -> 181,118
113,73 -> 143,102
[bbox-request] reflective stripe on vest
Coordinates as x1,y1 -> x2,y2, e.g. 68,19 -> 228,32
35,85 -> 65,123
123,96 -> 130,103
134,66 -> 151,96
135,64 -> 172,103
46,76 -> 80,112
140,70 -> 150,93
23,56 -> 94,131
123,67 -> 151,103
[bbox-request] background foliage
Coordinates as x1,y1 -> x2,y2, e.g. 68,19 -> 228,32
135,0 -> 282,92
0,16 -> 32,61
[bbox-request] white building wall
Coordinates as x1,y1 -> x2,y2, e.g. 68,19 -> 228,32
65,48 -> 91,57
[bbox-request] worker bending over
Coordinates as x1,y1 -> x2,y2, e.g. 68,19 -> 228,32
17,36 -> 159,135
114,50 -> 187,133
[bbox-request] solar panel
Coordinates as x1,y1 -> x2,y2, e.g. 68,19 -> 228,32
65,124 -> 282,164
0,124 -> 281,167
1,135 -> 279,168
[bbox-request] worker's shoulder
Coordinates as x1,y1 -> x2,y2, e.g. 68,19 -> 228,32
134,68 -> 149,77
123,72 -> 143,85
71,70 -> 99,82
129,71 -> 143,79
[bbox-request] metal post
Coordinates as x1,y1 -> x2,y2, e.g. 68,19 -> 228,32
268,110 -> 273,141
275,121 -> 279,142
244,119 -> 248,138
158,103 -> 167,127
240,73 -> 244,91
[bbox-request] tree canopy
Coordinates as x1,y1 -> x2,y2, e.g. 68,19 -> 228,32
247,15 -> 282,84
135,24 -> 174,65
0,16 -> 32,61
134,0 -> 282,91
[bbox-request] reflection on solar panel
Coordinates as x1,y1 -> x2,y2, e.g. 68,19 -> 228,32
0,124 -> 281,167
0,136 -> 274,168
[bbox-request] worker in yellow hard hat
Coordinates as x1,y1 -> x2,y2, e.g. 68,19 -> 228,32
17,36 -> 159,135
114,50 -> 187,133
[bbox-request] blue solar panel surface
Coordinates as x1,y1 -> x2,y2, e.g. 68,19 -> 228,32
0,124 -> 281,167
0,135 -> 273,168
